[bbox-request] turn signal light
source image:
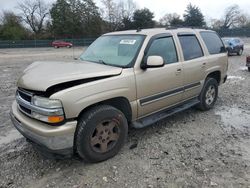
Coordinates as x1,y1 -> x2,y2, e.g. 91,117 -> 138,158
48,116 -> 64,123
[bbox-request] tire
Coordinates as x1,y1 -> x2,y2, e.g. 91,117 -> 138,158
248,67 -> 250,72
54,46 -> 59,48
197,78 -> 218,111
67,45 -> 71,48
237,48 -> 243,56
75,105 -> 128,163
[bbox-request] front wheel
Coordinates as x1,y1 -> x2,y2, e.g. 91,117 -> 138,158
75,105 -> 128,163
237,48 -> 243,56
197,78 -> 218,111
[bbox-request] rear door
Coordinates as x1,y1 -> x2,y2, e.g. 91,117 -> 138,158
178,33 -> 205,100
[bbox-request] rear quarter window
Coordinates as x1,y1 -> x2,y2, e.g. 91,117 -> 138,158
200,32 -> 226,54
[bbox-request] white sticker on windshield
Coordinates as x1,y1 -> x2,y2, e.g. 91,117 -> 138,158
120,39 -> 136,45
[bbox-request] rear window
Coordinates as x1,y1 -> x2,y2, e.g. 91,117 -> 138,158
233,39 -> 240,43
178,35 -> 203,61
200,32 -> 226,54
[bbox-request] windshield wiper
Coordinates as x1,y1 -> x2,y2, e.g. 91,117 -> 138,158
98,60 -> 109,65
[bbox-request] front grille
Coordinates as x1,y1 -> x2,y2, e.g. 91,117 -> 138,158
16,88 -> 34,116
18,90 -> 32,102
19,105 -> 32,114
15,88 -> 64,124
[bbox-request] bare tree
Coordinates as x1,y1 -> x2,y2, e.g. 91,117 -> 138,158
118,0 -> 137,19
17,0 -> 49,35
159,13 -> 181,26
101,0 -> 136,31
222,5 -> 242,28
210,19 -> 224,29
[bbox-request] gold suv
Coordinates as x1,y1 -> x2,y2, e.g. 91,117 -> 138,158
10,28 -> 228,162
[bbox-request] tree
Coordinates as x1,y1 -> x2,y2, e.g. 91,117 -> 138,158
133,8 -> 154,29
159,13 -> 183,27
17,0 -> 49,36
101,0 -> 137,31
222,5 -> 249,28
50,0 -> 72,36
50,0 -> 102,37
183,3 -> 206,27
0,11 -> 27,40
117,0 -> 137,30
210,19 -> 224,29
80,0 -> 103,36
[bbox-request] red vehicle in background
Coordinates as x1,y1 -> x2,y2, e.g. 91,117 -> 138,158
247,55 -> 250,72
52,40 -> 73,48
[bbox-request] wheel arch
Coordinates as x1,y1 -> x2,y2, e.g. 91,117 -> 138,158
77,96 -> 132,124
206,70 -> 221,84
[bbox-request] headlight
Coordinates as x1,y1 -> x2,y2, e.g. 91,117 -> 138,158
32,96 -> 65,124
32,96 -> 62,109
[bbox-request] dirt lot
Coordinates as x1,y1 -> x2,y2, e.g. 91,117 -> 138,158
0,46 -> 250,188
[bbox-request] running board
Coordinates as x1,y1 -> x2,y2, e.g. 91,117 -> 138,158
131,98 -> 200,129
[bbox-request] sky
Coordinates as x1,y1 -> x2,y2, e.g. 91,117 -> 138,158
0,0 -> 250,21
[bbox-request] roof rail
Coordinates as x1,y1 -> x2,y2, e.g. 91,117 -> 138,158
165,25 -> 209,30
136,28 -> 142,32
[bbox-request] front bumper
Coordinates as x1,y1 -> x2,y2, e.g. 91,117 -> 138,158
10,101 -> 77,157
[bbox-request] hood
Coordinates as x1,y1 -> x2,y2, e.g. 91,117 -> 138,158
18,60 -> 122,91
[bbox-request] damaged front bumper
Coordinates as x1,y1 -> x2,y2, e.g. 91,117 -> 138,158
10,101 -> 77,158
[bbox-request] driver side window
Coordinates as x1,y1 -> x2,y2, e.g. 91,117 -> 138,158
147,37 -> 178,64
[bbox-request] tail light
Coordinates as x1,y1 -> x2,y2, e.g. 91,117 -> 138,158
246,56 -> 250,62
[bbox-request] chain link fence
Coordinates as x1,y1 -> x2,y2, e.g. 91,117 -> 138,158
216,28 -> 250,37
0,38 -> 96,48
1,28 -> 250,49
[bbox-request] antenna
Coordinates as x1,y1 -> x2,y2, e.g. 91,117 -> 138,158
136,27 -> 142,32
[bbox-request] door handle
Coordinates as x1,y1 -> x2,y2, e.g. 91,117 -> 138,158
202,62 -> 206,68
176,68 -> 182,75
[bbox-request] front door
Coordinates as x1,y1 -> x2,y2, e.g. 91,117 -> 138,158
135,35 -> 183,118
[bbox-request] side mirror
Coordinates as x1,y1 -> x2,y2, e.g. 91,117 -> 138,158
141,56 -> 165,69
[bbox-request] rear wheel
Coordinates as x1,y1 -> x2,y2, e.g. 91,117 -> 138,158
197,78 -> 218,111
248,67 -> 250,72
75,105 -> 128,163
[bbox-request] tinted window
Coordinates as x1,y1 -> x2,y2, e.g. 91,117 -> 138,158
147,37 -> 178,64
178,35 -> 203,61
200,32 -> 225,54
233,39 -> 240,43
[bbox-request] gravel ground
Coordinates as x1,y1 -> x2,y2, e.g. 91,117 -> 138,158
0,46 -> 250,188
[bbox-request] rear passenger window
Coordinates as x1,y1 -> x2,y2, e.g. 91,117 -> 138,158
147,37 -> 178,64
178,35 -> 203,61
200,32 -> 226,54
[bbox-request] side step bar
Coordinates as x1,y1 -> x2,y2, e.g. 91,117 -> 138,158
131,98 -> 200,129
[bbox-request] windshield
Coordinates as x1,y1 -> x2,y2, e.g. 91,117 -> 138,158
80,35 -> 145,68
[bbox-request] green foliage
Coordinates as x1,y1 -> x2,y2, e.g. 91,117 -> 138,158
50,0 -> 102,37
183,3 -> 206,27
133,8 -> 155,29
0,12 -> 27,40
50,0 -> 72,36
170,17 -> 184,27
